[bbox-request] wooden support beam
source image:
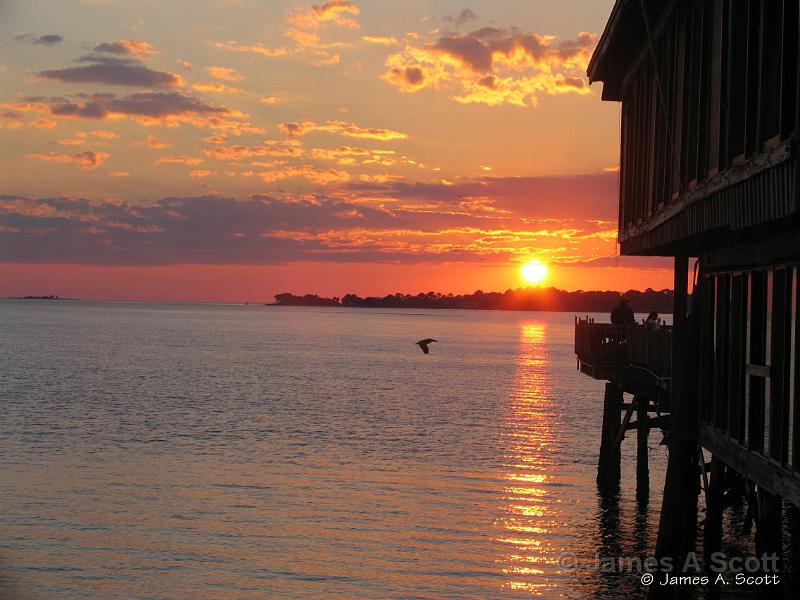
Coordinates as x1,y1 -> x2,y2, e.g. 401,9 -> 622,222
614,398 -> 637,448
699,427 -> 800,507
626,414 -> 670,430
598,382 -> 624,490
656,256 -> 700,565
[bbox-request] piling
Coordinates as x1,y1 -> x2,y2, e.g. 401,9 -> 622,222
598,382 -> 623,489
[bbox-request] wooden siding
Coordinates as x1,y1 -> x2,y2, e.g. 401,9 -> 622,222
617,0 -> 800,255
699,262 -> 800,487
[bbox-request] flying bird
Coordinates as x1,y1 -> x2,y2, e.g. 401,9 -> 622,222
416,338 -> 438,354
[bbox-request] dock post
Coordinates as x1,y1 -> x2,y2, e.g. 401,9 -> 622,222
703,456 -> 725,564
636,394 -> 649,499
655,255 -> 699,566
598,381 -> 623,490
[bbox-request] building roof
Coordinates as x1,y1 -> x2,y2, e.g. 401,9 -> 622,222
587,0 -> 671,101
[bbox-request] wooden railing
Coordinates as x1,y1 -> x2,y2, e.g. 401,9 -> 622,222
574,318 -> 672,379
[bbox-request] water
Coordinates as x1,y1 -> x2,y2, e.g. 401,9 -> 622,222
0,301 -> 680,598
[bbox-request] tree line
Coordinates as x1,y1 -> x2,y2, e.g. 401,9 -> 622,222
271,287 -> 674,313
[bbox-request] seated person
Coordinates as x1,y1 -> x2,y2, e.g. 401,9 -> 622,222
645,310 -> 661,329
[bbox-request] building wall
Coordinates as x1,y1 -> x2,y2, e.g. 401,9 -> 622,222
698,246 -> 800,502
618,0 -> 799,255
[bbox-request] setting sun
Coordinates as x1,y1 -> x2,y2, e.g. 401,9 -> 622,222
521,260 -> 548,285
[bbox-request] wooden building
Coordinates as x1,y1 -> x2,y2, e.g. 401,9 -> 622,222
584,0 -> 800,566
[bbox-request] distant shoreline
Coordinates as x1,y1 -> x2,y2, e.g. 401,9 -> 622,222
270,288 -> 675,314
264,303 -> 674,315
3,287 -> 675,313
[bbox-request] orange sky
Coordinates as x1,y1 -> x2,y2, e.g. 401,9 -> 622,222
0,0 -> 673,301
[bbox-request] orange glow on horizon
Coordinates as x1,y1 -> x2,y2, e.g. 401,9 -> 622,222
0,262 -> 675,303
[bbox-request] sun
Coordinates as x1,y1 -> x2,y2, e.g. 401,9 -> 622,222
521,260 -> 548,285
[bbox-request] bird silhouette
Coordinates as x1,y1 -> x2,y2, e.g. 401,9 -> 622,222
416,338 -> 438,354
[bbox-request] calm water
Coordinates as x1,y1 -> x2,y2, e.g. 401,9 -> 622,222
1,301 -> 674,599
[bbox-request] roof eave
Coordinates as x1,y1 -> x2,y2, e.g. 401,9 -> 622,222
587,0 -> 629,84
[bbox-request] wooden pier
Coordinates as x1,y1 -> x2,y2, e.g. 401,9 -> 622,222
574,320 -> 671,494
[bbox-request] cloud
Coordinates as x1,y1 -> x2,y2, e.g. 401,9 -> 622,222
201,134 -> 227,144
215,1 -> 355,68
26,150 -> 109,170
260,96 -> 280,105
362,35 -> 398,46
213,41 -> 290,57
206,66 -> 245,82
109,171 -> 130,177
346,173 -> 619,220
138,133 -> 169,148
288,0 -> 361,30
15,33 -> 63,45
203,142 -> 303,161
93,39 -> 156,57
38,91 -> 245,129
359,173 -> 405,184
176,59 -> 192,70
310,146 -> 396,165
383,65 -> 427,91
91,129 -> 117,140
0,175 -> 621,265
155,155 -> 204,165
55,130 -> 118,145
191,82 -> 244,94
190,169 -> 212,178
39,56 -> 183,88
30,118 -> 58,129
258,164 -> 350,184
0,112 -> 57,129
442,9 -> 478,27
279,120 -> 408,141
382,28 -> 596,106
313,0 -> 360,27
572,255 -> 673,270
214,40 -> 335,67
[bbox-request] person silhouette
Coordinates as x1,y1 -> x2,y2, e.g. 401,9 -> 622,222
611,297 -> 635,326
645,310 -> 661,329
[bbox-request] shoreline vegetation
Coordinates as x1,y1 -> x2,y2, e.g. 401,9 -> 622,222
270,287 -> 674,313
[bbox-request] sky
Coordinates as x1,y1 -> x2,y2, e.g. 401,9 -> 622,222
0,0 -> 673,302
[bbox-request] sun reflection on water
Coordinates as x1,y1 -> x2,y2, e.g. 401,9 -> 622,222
495,321 -> 567,596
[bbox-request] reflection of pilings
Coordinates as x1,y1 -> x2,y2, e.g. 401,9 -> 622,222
787,504 -> 800,587
636,394 -> 649,500
703,456 -> 725,565
597,382 -> 622,491
755,488 -> 783,565
597,490 -> 622,579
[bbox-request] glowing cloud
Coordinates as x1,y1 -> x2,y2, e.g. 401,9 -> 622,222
288,0 -> 361,30
93,39 -> 157,57
213,41 -> 290,57
279,120 -> 407,141
39,54 -> 182,88
191,82 -> 244,94
26,150 -> 109,170
155,155 -> 204,165
204,143 -> 303,161
206,66 -> 245,82
362,35 -> 398,46
258,164 -> 351,184
382,28 -> 596,107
